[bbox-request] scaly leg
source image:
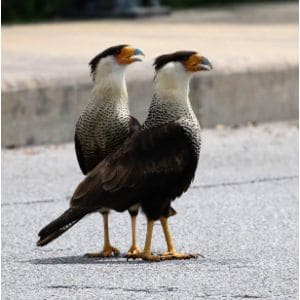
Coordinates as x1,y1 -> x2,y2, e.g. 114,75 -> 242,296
85,213 -> 120,258
127,220 -> 161,261
127,215 -> 141,256
159,217 -> 196,260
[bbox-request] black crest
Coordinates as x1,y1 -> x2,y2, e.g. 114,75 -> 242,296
89,44 -> 128,79
153,51 -> 197,71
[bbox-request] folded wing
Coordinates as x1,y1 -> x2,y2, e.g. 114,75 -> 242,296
71,121 -> 198,212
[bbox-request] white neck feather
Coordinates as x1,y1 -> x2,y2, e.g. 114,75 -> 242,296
153,62 -> 191,105
91,56 -> 128,104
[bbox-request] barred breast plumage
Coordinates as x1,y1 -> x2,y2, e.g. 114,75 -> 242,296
144,94 -> 201,157
75,99 -> 130,175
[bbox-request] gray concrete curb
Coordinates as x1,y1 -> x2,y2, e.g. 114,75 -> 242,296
2,66 -> 298,147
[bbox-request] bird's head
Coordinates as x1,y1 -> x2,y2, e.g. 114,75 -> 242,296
153,51 -> 212,99
89,45 -> 145,81
154,51 -> 212,75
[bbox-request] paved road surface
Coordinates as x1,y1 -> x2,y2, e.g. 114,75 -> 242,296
2,122 -> 298,299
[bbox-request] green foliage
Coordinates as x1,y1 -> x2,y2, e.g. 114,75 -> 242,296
2,0 -> 70,23
161,0 -> 295,8
3,0 -> 296,22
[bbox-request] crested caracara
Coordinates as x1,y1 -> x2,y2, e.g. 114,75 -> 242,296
74,45 -> 144,257
37,51 -> 212,261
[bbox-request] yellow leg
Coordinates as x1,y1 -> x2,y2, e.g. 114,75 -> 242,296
143,220 -> 154,257
127,215 -> 141,256
85,213 -> 120,258
160,217 -> 176,254
127,220 -> 161,261
160,217 -> 197,260
127,217 -> 199,262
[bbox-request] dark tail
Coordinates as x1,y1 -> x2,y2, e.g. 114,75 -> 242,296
37,208 -> 88,247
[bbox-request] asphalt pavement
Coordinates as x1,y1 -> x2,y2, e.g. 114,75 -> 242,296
2,121 -> 299,299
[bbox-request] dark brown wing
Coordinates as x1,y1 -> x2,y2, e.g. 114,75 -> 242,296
128,116 -> 141,135
74,132 -> 89,175
71,121 -> 198,212
74,132 -> 105,175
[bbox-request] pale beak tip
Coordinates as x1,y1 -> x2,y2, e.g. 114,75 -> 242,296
134,48 -> 145,57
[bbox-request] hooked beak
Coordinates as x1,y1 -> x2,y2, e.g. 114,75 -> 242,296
131,48 -> 145,62
117,47 -> 145,64
199,57 -> 213,71
185,54 -> 213,72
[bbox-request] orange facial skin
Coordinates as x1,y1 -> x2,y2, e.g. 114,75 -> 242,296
184,54 -> 213,72
116,47 -> 144,64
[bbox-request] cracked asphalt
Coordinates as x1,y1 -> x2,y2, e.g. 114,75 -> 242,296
2,122 -> 298,299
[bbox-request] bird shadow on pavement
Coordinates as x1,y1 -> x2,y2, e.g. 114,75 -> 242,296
28,255 -> 161,265
27,256 -> 249,267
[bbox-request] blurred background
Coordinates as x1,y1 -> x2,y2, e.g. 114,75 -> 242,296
2,0 -> 298,147
3,0 -> 293,23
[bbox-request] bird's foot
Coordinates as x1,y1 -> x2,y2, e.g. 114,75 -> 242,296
127,251 -> 197,261
85,245 -> 120,258
126,245 -> 142,256
160,251 -> 199,260
126,252 -> 162,262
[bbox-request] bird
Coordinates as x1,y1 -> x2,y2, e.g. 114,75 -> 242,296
74,45 -> 144,257
37,51 -> 212,261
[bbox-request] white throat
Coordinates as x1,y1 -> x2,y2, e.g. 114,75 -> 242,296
144,62 -> 200,129
92,56 -> 128,104
153,62 -> 191,105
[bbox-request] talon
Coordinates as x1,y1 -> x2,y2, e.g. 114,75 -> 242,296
160,251 -> 198,260
126,252 -> 162,262
141,254 -> 162,262
126,245 -> 142,256
85,246 -> 120,258
197,253 -> 205,258
125,253 -> 140,260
